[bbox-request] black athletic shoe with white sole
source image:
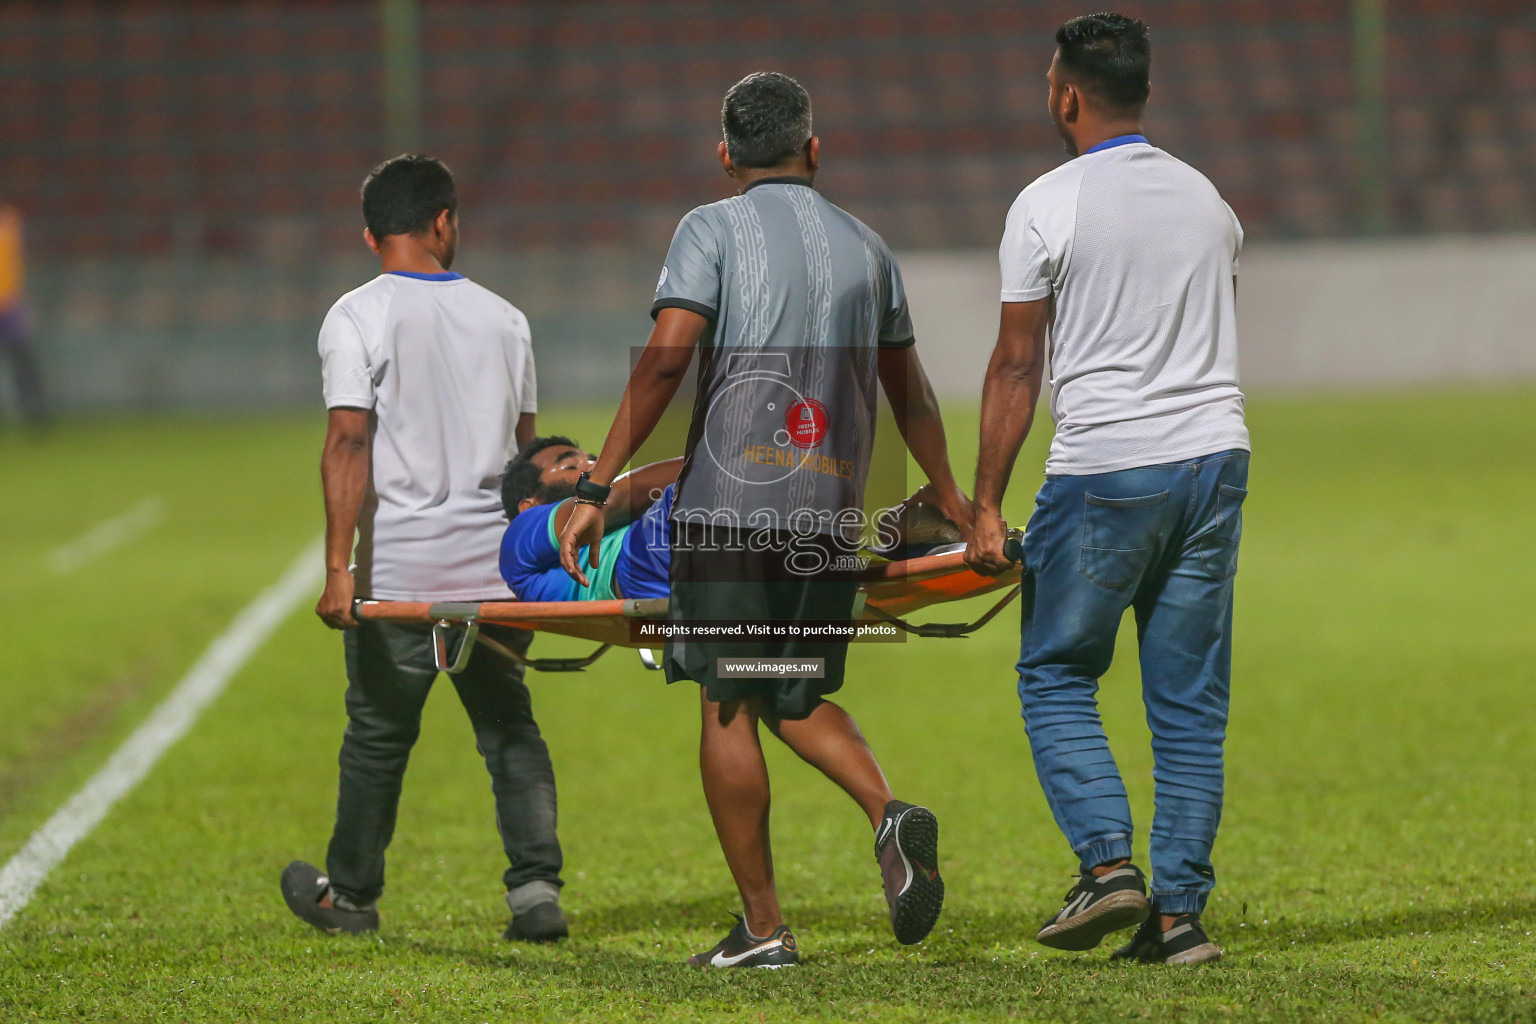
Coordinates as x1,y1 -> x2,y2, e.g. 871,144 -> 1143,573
1111,913 -> 1223,965
1035,862 -> 1150,951
686,915 -> 799,969
875,799 -> 945,945
280,860 -> 378,935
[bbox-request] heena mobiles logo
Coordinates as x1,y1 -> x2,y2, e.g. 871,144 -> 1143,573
702,353 -> 852,486
786,398 -> 828,449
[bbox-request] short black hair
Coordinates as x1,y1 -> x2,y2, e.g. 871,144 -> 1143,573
360,154 -> 457,239
721,72 -> 813,169
1055,13 -> 1151,111
500,436 -> 580,517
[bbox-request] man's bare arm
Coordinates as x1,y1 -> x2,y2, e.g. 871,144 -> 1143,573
966,299 -> 1050,576
587,308 -> 705,487
552,456 -> 685,535
559,308 -> 706,586
515,412 -> 537,450
316,407 -> 371,628
876,344 -> 972,531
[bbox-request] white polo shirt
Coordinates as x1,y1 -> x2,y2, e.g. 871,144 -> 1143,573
1000,136 -> 1250,476
318,271 -> 536,601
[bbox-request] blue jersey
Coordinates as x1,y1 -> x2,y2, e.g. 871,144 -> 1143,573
616,483 -> 673,599
499,484 -> 674,602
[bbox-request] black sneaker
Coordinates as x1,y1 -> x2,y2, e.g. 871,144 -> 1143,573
1111,912 -> 1223,965
1035,862 -> 1150,951
280,860 -> 378,935
503,900 -> 569,943
686,915 -> 799,969
874,800 -> 945,945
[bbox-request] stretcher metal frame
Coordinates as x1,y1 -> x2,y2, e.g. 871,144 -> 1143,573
354,540 -> 1024,674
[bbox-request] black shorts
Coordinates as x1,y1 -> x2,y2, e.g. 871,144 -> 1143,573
663,522 -> 860,720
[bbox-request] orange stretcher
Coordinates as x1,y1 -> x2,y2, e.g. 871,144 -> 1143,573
353,541 -> 1024,674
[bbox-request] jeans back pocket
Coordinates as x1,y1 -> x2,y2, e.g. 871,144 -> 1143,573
1078,491 -> 1169,590
1197,483 -> 1247,581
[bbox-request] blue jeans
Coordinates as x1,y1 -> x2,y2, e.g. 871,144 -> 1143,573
1017,449 -> 1248,915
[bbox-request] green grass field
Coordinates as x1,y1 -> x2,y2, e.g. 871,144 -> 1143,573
0,390 -> 1533,1023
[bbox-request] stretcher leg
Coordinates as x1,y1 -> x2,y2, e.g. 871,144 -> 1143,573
473,630 -> 616,673
432,619 -> 480,674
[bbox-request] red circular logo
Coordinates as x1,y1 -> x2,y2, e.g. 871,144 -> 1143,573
785,398 -> 828,449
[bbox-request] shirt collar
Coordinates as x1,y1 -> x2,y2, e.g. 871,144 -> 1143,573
1082,134 -> 1149,155
743,175 -> 816,193
386,270 -> 464,281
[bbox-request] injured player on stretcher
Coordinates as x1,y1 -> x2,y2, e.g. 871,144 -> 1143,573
498,435 -> 967,604
498,436 -> 677,602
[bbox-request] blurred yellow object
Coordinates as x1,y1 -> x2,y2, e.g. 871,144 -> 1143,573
0,205 -> 24,311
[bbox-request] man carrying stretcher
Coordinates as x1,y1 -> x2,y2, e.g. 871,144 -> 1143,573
553,72 -> 974,968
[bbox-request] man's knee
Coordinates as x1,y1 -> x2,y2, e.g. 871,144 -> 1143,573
1017,665 -> 1105,711
340,716 -> 422,760
473,718 -> 550,764
700,691 -> 759,732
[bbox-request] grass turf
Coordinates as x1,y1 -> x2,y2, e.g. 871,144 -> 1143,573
0,391 -> 1532,1023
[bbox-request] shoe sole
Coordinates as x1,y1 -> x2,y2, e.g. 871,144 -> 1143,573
284,900 -> 378,935
1036,889 -> 1150,951
686,948 -> 801,969
280,863 -> 378,936
504,922 -> 569,943
1165,942 -> 1223,965
688,958 -> 800,969
504,926 -> 569,942
890,806 -> 944,945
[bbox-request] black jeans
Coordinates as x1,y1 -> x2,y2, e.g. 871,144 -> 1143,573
325,620 -> 563,905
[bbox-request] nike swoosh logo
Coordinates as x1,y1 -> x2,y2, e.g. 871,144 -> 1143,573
876,818 -> 896,847
710,939 -> 783,967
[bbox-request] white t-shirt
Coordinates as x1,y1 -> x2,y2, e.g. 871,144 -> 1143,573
1000,138 -> 1250,476
318,271 -> 536,601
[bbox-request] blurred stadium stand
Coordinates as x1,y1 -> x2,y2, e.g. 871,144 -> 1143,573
1,0 -> 1533,412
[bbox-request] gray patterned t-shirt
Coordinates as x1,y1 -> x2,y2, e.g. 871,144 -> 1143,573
651,178 -> 914,539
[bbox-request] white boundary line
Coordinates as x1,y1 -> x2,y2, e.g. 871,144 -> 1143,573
0,537 -> 323,931
49,497 -> 168,575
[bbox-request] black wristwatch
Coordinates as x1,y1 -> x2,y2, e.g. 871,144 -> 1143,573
574,471 -> 612,505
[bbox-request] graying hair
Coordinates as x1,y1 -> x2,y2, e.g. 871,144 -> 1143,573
721,72 -> 813,169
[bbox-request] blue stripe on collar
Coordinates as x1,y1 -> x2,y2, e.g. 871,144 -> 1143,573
386,270 -> 464,281
1083,134 -> 1149,155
